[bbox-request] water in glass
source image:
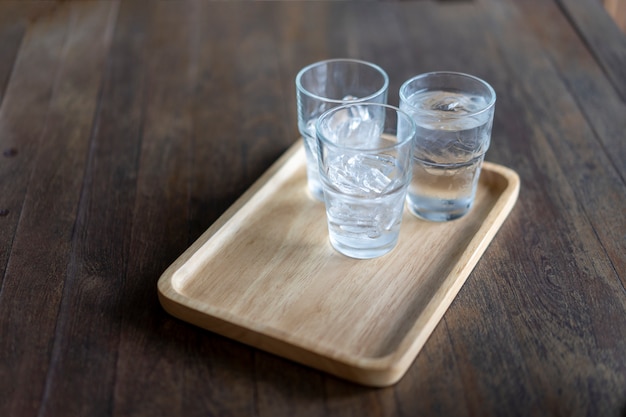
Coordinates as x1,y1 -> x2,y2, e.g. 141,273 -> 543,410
321,142 -> 407,259
401,89 -> 492,221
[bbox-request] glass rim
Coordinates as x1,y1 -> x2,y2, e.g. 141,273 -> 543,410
315,103 -> 416,153
399,71 -> 496,118
296,58 -> 389,104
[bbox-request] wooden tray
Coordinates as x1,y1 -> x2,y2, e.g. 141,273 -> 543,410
157,140 -> 520,387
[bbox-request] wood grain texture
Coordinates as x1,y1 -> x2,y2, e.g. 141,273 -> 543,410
558,0 -> 626,101
495,0 -> 626,280
158,142 -> 520,387
0,3 -> 117,416
0,0 -> 624,415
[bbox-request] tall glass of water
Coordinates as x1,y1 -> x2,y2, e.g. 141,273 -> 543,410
316,103 -> 415,259
399,72 -> 496,221
296,59 -> 389,201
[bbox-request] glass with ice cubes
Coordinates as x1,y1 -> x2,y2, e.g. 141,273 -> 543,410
400,72 -> 496,221
316,103 -> 416,259
296,59 -> 389,201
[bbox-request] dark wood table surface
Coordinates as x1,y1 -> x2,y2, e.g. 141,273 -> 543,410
1,0 -> 625,416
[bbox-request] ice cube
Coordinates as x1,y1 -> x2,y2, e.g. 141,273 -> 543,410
354,154 -> 394,193
327,154 -> 396,195
415,90 -> 488,115
432,96 -> 462,112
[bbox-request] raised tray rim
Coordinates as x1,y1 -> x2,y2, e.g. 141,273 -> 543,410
157,140 -> 520,387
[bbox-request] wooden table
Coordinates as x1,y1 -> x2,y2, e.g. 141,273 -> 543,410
1,0 -> 625,415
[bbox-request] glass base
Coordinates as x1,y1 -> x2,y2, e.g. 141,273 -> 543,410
407,201 -> 472,222
308,182 -> 325,202
328,233 -> 399,259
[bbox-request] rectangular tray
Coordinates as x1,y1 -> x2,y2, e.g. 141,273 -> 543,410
158,140 -> 520,387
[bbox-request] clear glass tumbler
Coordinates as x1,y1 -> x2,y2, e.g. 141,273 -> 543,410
399,71 -> 496,222
296,59 -> 389,201
316,103 -> 415,259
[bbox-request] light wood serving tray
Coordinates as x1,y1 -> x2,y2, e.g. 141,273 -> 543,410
158,140 -> 520,387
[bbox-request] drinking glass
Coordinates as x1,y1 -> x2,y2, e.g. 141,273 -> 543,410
316,103 -> 415,259
296,59 -> 389,201
399,71 -> 496,221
